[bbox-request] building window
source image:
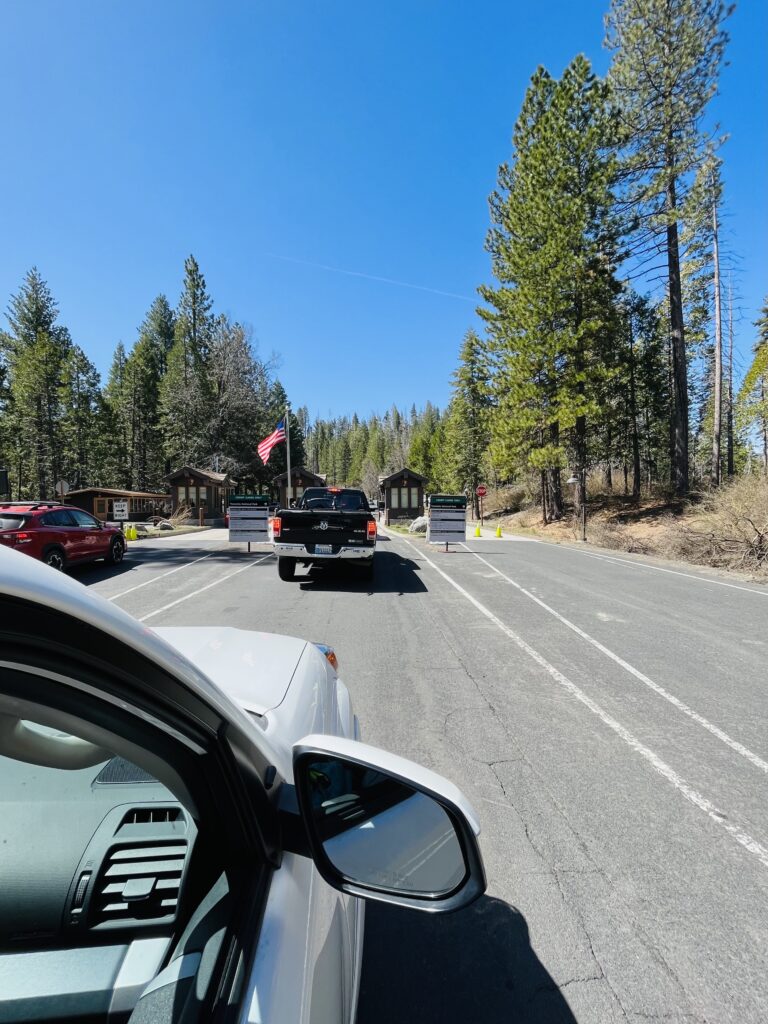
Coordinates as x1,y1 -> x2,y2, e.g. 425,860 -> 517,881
390,488 -> 400,509
295,487 -> 304,499
199,486 -> 207,505
400,487 -> 410,508
410,487 -> 420,508
176,485 -> 185,505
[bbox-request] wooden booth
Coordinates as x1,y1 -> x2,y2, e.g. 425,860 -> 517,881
166,466 -> 237,522
379,468 -> 427,520
272,467 -> 326,508
65,487 -> 170,523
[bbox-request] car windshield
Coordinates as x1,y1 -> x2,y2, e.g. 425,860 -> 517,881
0,516 -> 25,530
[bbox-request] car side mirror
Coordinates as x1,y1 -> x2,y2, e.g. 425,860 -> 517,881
290,734 -> 486,912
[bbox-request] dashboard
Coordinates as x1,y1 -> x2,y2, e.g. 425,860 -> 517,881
0,749 -> 197,1022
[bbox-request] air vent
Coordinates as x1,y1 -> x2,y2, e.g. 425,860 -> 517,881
120,807 -> 182,827
91,840 -> 188,927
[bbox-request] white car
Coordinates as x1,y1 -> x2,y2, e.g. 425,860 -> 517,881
0,546 -> 485,1024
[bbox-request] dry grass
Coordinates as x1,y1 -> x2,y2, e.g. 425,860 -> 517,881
494,476 -> 768,579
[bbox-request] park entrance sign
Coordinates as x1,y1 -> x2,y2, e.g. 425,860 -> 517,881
426,494 -> 467,547
228,495 -> 270,547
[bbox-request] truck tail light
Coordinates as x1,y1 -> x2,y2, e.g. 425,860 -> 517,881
367,520 -> 377,541
272,517 -> 281,538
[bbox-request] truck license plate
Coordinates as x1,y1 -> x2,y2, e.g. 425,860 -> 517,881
315,544 -> 333,555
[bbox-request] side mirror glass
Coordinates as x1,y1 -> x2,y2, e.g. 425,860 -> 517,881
303,755 -> 466,896
292,736 -> 486,912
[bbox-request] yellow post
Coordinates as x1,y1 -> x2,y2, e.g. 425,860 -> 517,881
495,525 -> 502,538
474,525 -> 481,537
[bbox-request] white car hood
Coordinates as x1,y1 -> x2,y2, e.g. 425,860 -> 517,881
153,626 -> 308,716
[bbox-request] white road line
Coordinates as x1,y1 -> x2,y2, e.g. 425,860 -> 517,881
460,544 -> 768,776
391,531 -> 768,871
138,556 -> 270,622
108,550 -> 225,601
561,545 -> 768,598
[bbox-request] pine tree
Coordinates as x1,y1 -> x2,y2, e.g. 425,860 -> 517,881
605,0 -> 732,495
440,331 -> 491,516
161,256 -> 215,466
481,57 -> 622,521
1,270 -> 73,497
739,299 -> 768,476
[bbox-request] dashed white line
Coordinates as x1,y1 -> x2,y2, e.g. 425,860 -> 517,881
460,544 -> 768,776
138,556 -> 271,622
108,550 -> 225,601
390,531 -> 768,871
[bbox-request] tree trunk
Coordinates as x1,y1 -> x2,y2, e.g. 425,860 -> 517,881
628,313 -> 642,501
548,423 -> 563,520
541,469 -> 549,525
605,424 -> 613,491
623,463 -> 629,495
711,200 -> 723,487
727,280 -> 735,476
666,169 -> 689,495
761,377 -> 768,477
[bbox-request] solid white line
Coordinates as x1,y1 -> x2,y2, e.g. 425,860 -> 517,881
390,531 -> 768,871
108,550 -> 225,601
460,544 -> 768,776
138,556 -> 270,622
563,545 -> 768,598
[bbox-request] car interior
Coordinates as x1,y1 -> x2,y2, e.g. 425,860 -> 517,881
0,700 -> 246,1024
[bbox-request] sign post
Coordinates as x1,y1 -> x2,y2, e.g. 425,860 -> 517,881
426,494 -> 467,551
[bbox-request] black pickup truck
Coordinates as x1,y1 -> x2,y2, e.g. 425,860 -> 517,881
273,487 -> 377,581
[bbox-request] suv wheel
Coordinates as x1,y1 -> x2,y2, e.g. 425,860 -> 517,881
106,536 -> 125,565
43,547 -> 66,572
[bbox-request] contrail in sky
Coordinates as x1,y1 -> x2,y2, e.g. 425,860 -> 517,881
262,252 -> 476,302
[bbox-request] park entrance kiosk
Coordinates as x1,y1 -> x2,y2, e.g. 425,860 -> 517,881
427,494 -> 467,549
227,494 -> 270,551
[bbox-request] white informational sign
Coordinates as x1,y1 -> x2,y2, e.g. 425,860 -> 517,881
228,505 -> 269,543
113,500 -> 129,521
427,507 -> 467,545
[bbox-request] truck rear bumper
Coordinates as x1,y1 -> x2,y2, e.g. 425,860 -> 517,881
274,542 -> 374,562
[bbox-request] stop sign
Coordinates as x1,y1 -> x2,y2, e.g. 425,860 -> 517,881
475,485 -> 487,497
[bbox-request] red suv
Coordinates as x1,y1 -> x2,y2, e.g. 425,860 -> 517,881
0,502 -> 126,571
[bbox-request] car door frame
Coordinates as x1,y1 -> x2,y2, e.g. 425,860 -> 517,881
0,591 -> 282,1022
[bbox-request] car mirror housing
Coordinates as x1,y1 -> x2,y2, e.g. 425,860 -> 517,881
290,734 -> 486,913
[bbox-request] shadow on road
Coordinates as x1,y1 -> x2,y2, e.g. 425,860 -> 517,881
357,897 -> 577,1024
297,550 -> 428,595
72,546 -> 269,586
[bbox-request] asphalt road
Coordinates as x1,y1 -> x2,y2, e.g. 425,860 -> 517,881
80,526 -> 768,1024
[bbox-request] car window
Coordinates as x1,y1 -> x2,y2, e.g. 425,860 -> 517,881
69,509 -> 99,527
337,493 -> 368,511
42,510 -> 77,526
306,497 -> 335,509
0,515 -> 25,530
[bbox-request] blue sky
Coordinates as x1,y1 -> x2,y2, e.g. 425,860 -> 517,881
1,1 -> 765,420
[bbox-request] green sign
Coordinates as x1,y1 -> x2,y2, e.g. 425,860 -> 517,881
229,494 -> 270,506
427,494 -> 467,509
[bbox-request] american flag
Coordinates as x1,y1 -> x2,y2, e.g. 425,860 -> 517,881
257,420 -> 286,464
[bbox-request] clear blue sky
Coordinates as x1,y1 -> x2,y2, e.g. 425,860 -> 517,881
1,1 -> 765,420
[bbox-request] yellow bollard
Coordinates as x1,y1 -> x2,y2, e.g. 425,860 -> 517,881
474,525 -> 481,537
495,525 -> 502,538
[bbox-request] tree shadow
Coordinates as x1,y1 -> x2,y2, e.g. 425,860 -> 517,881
296,551 -> 428,595
357,896 -> 577,1024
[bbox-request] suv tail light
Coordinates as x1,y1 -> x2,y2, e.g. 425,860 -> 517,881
367,520 -> 377,541
272,517 -> 281,538
6,531 -> 33,545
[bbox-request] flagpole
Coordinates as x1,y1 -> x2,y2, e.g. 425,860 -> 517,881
285,405 -> 292,506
